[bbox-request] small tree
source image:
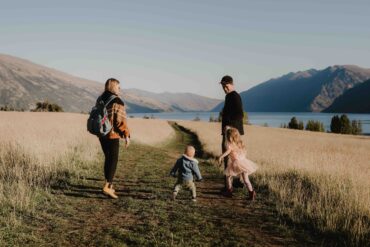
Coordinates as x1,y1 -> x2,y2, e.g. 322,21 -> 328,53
243,112 -> 249,124
298,121 -> 304,130
218,112 -> 222,122
340,114 -> 351,134
351,120 -> 363,135
330,115 -> 341,133
288,117 -> 299,129
209,114 -> 215,122
357,121 -> 363,135
193,114 -> 201,121
306,120 -> 325,132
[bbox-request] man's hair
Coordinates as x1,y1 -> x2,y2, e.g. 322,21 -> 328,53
220,75 -> 233,85
105,78 -> 120,93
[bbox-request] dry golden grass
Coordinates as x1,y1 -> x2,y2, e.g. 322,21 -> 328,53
127,118 -> 175,145
0,112 -> 174,221
177,120 -> 370,245
0,112 -> 98,219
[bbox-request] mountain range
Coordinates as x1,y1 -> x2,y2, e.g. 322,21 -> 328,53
213,65 -> 370,113
2,53 -> 369,114
0,54 -> 221,113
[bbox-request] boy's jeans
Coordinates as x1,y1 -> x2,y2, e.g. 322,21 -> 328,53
173,179 -> 196,198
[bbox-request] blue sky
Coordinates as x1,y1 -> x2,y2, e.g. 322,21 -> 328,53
1,0 -> 369,99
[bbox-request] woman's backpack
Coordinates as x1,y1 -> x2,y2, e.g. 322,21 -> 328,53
87,95 -> 117,137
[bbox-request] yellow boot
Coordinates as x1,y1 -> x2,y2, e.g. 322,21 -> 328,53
103,181 -> 115,192
103,183 -> 118,199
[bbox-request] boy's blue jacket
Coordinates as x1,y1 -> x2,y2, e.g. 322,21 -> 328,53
170,155 -> 202,181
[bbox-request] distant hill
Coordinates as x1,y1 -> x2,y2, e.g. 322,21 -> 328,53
0,54 -> 221,113
323,79 -> 370,113
125,89 -> 221,112
213,65 -> 370,112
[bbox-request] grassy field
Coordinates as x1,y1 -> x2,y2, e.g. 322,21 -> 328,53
177,120 -> 370,246
0,120 -> 322,246
0,112 -> 368,246
0,112 -> 174,234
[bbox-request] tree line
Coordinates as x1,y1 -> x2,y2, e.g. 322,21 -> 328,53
0,101 -> 63,112
282,114 -> 362,135
208,111 -> 248,124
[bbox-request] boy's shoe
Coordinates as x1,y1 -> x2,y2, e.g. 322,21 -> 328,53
172,192 -> 177,201
103,186 -> 118,199
191,197 -> 197,202
248,190 -> 256,201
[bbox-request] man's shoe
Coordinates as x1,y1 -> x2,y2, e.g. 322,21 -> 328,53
191,197 -> 197,202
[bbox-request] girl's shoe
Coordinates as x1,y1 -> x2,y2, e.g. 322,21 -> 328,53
248,190 -> 256,201
222,188 -> 233,198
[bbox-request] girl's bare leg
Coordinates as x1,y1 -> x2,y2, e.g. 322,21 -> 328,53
241,172 -> 253,192
226,176 -> 233,191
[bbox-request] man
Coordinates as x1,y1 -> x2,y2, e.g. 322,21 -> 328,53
220,75 -> 244,196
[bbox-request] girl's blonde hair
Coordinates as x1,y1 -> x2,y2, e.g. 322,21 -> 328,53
226,127 -> 245,150
105,78 -> 120,94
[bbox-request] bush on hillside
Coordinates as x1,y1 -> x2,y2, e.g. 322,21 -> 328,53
33,101 -> 63,112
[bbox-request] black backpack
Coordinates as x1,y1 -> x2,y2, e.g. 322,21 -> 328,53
87,95 -> 117,137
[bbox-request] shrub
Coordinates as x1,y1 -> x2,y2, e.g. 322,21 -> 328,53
280,123 -> 288,128
288,117 -> 299,129
33,101 -> 63,112
243,112 -> 248,124
351,120 -> 362,135
218,111 -> 222,122
193,114 -> 201,121
306,120 -> 325,132
330,115 -> 341,133
298,121 -> 304,130
340,115 -> 351,134
0,105 -> 15,111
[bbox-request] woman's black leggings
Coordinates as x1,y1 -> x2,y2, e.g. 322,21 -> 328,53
99,138 -> 120,183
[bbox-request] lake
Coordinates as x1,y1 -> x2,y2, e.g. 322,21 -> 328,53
128,112 -> 370,134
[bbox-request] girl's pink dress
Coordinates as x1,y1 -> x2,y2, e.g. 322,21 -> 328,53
224,144 -> 258,177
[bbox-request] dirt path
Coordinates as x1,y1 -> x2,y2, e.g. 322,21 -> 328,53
24,122 -> 320,246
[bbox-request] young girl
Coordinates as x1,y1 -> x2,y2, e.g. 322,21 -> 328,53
218,127 -> 258,200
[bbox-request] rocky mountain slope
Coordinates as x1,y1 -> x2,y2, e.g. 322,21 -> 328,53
0,54 -> 221,113
213,65 -> 370,112
323,78 -> 370,113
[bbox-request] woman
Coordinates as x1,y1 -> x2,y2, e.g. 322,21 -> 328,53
99,78 -> 130,199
